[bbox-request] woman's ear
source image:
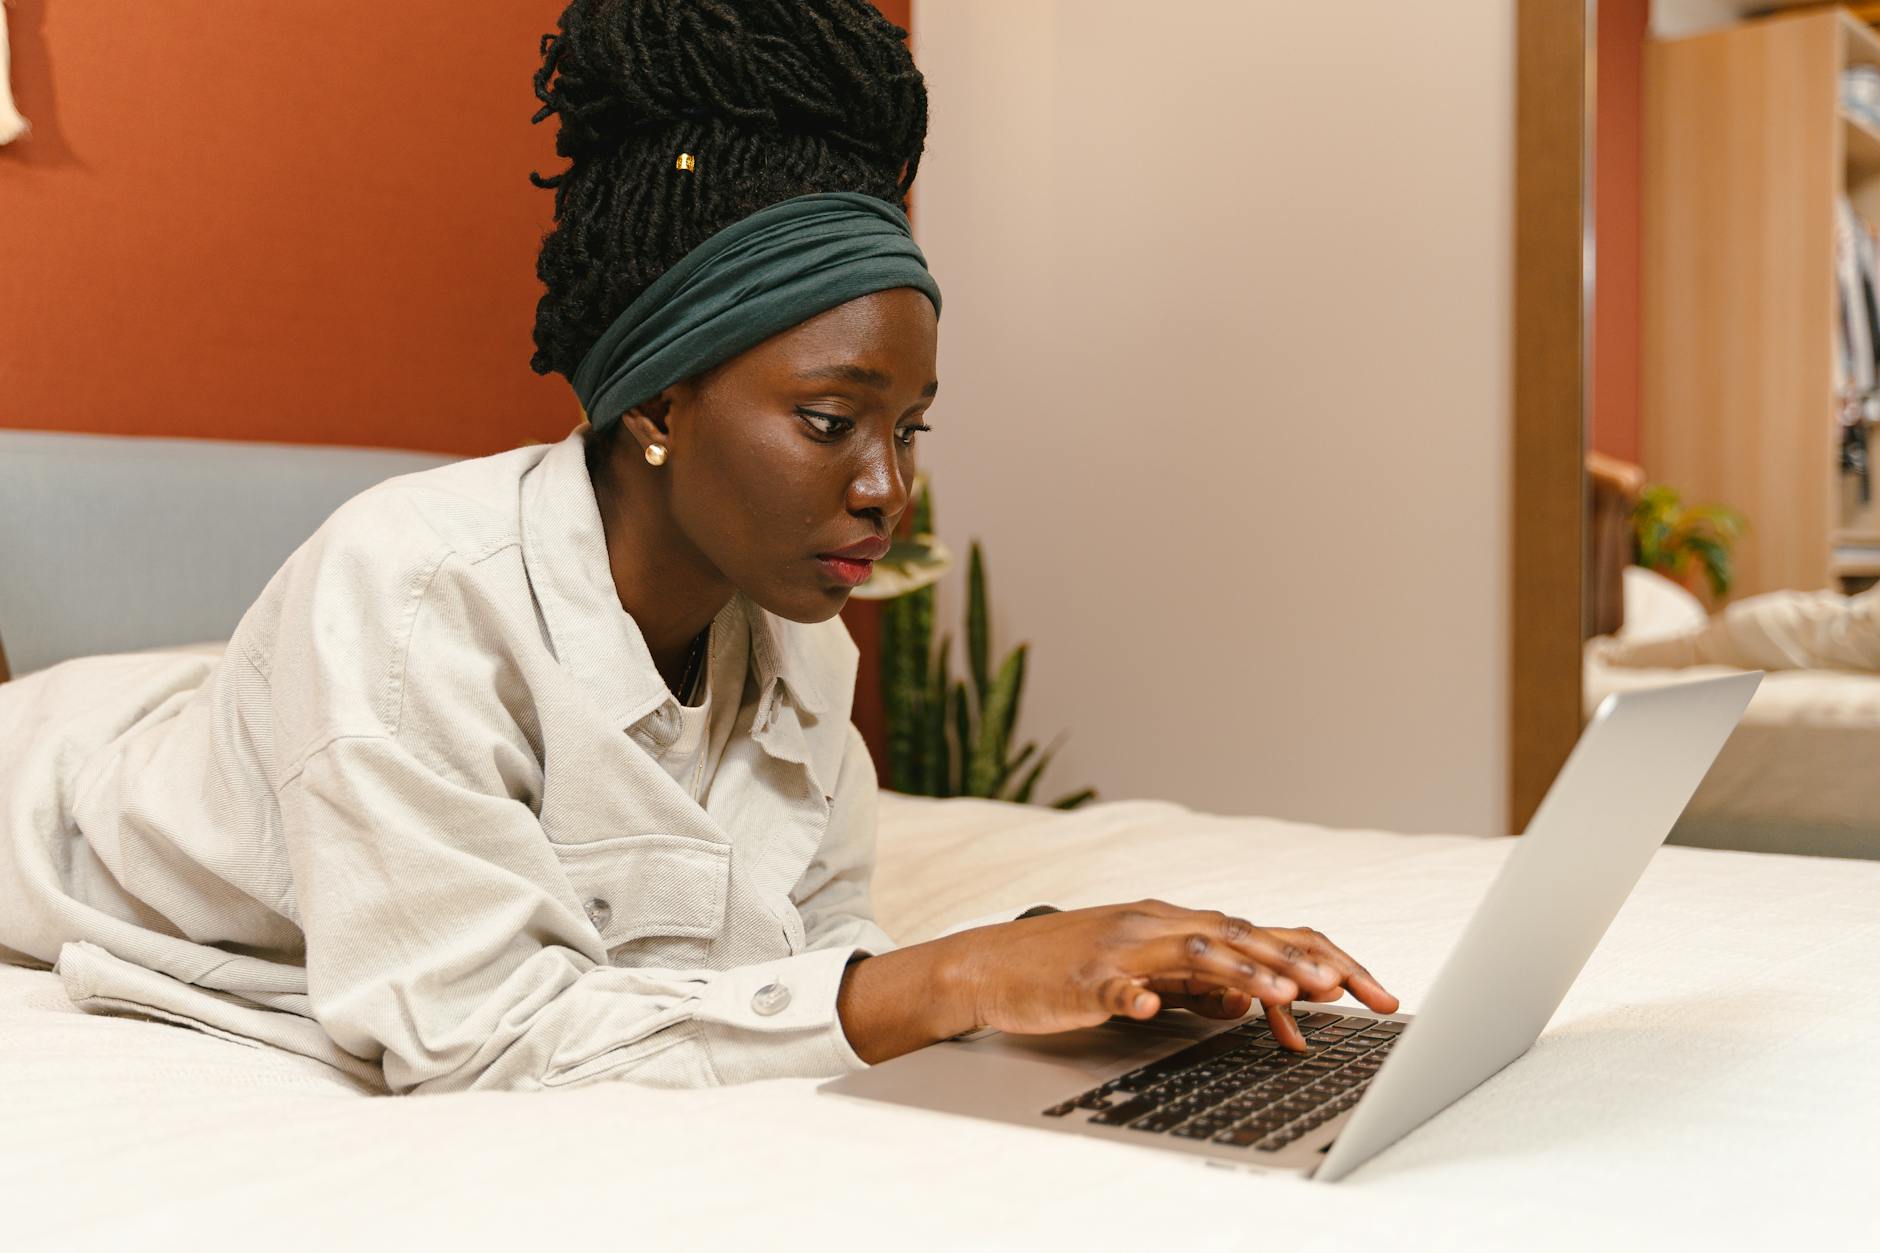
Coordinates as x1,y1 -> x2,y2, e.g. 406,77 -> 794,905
617,390 -> 676,454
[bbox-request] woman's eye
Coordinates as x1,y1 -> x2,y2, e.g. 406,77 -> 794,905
798,410 -> 931,449
798,409 -> 851,439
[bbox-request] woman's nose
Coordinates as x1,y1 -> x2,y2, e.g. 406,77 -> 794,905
846,430 -> 911,519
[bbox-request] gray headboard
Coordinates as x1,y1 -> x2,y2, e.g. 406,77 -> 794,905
0,429 -> 458,680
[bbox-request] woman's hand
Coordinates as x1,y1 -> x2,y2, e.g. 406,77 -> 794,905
949,899 -> 1399,1052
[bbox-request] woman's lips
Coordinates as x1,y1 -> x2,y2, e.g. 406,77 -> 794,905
816,555 -> 874,586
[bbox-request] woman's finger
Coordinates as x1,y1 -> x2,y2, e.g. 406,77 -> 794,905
1255,925 -> 1391,1008
1264,1000 -> 1308,1051
1135,931 -> 1298,1002
1099,974 -> 1160,1019
1134,965 -> 1306,1044
1131,969 -> 1324,1048
1302,928 -> 1402,1013
1187,912 -> 1352,998
1145,982 -> 1255,1021
1263,926 -> 1400,1014
1150,990 -> 1231,1019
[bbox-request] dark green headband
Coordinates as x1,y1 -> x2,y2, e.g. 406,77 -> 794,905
571,190 -> 942,431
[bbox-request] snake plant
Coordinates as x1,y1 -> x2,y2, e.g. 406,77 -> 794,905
862,473 -> 1095,809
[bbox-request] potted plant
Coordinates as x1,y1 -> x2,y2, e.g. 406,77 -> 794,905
850,473 -> 1096,809
1631,483 -> 1748,605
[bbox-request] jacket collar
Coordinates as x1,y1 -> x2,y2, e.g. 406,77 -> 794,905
518,427 -> 840,734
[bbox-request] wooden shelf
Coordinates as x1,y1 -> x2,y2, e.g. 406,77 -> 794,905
1750,7 -> 1880,62
1646,9 -> 1844,597
1846,110 -> 1880,178
1842,8 -> 1880,68
1648,8 -> 1880,597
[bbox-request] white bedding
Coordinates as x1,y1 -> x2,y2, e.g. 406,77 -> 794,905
4,791 -> 1877,1250
1585,647 -> 1880,858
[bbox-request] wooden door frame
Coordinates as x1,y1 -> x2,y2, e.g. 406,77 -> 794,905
1511,0 -> 1591,833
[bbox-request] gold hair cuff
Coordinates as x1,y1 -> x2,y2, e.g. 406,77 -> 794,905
675,152 -> 696,172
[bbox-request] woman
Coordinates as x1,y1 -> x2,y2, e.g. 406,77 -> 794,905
0,0 -> 1396,1094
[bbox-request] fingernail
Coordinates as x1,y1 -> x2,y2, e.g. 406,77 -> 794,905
1133,993 -> 1153,1013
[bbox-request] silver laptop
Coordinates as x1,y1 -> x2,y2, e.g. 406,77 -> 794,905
820,671 -> 1762,1181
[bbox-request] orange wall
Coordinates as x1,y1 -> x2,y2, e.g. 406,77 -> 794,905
1,1 -> 577,456
1591,0 -> 1647,465
876,2 -> 912,39
0,0 -> 913,458
1,0 -> 910,777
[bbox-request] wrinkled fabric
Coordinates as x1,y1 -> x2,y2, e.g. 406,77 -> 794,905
1596,583 -> 1880,674
0,424 -> 1006,1094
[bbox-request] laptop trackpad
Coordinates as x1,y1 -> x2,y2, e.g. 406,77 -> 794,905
820,1015 -> 1226,1118
953,1015 -> 1219,1069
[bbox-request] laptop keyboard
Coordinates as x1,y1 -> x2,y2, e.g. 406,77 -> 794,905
1040,1012 -> 1405,1152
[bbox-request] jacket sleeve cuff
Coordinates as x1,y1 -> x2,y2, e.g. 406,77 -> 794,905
692,943 -> 874,1084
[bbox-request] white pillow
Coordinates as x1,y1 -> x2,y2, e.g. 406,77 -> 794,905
1618,565 -> 1709,643
1603,580 -> 1880,673
130,641 -> 229,659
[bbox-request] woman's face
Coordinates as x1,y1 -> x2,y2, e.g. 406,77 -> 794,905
634,286 -> 939,624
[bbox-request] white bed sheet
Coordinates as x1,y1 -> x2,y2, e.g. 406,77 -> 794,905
3,791 -> 1876,1250
1585,647 -> 1880,858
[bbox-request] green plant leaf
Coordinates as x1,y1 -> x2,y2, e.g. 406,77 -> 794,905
880,594 -> 913,791
968,644 -> 1026,796
949,678 -> 970,798
1007,730 -> 1067,804
907,585 -> 935,788
1049,787 -> 1097,810
884,578 -> 936,793
1009,752 -> 1051,804
967,541 -> 990,712
997,740 -> 1037,798
1003,645 -> 1026,766
1630,481 -> 1747,599
1684,534 -> 1732,598
991,644 -> 1025,783
912,469 -> 934,534
925,630 -> 951,796
881,495 -> 1097,809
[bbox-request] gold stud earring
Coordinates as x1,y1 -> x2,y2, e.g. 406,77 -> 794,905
645,443 -> 668,466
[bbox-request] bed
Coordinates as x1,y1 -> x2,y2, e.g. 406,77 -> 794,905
0,428 -> 457,681
1585,644 -> 1880,860
1584,455 -> 1880,860
3,787 -> 1876,1247
3,431 -> 1874,1245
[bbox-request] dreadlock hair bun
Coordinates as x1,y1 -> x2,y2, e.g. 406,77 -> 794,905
527,0 -> 928,392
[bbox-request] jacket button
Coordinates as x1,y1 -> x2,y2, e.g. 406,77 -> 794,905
751,981 -> 791,1015
583,898 -> 612,931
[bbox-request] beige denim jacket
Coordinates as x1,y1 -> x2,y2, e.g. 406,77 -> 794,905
0,427 -> 1012,1094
